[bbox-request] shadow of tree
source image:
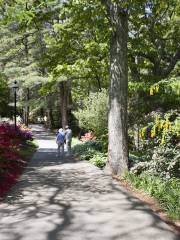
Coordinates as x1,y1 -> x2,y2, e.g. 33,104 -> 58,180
0,125 -> 179,240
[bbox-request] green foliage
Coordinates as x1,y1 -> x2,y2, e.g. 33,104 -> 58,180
72,140 -> 107,168
0,73 -> 10,117
73,140 -> 103,156
71,137 -> 82,147
130,144 -> 180,179
129,0 -> 179,82
98,133 -> 108,152
140,110 -> 180,145
74,89 -> 108,136
41,0 -> 109,98
89,152 -> 107,169
130,110 -> 180,179
128,0 -> 180,126
124,173 -> 180,220
129,151 -> 146,165
19,140 -> 38,158
148,77 -> 180,111
0,0 -> 179,191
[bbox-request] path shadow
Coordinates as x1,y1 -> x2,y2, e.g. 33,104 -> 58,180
0,125 -> 179,240
1,150 -> 179,240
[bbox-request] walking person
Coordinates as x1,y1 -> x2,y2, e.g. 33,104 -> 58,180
65,125 -> 72,154
56,128 -> 65,156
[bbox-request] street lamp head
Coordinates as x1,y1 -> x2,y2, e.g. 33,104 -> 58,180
12,81 -> 19,92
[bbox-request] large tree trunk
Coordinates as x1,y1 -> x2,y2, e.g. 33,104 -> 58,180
106,2 -> 129,175
59,81 -> 71,128
47,108 -> 54,129
46,95 -> 54,129
23,88 -> 30,126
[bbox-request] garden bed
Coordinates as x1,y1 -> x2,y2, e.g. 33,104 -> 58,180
114,175 -> 180,234
0,123 -> 37,200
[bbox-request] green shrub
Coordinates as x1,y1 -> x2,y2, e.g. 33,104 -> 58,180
72,140 -> 107,168
89,152 -> 107,169
129,152 -> 147,165
73,140 -> 103,155
130,144 -> 180,179
99,133 -> 108,152
124,173 -> 180,220
74,89 -> 108,137
71,137 -> 82,147
83,140 -> 103,151
0,73 -> 10,117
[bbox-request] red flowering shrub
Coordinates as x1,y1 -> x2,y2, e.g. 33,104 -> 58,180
81,131 -> 96,142
0,123 -> 34,199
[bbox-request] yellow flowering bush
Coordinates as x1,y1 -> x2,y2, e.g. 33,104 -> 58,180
140,110 -> 180,145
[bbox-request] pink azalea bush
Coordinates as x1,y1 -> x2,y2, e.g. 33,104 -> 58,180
81,131 -> 96,142
0,123 -> 33,198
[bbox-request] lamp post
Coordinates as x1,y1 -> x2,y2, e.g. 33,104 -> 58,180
12,81 -> 18,129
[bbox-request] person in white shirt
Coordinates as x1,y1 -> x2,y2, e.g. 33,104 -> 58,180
65,125 -> 72,153
56,128 -> 65,156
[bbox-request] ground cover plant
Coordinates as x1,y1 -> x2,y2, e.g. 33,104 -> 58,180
0,123 -> 37,199
124,173 -> 180,221
72,137 -> 107,169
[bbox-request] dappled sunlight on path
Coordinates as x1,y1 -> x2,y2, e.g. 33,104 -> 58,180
0,125 -> 179,240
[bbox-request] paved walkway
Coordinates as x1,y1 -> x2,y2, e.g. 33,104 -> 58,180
0,125 -> 179,240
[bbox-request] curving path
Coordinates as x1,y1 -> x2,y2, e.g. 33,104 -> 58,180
0,125 -> 179,240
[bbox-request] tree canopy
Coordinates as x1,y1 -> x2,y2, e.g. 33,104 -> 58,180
0,0 -> 179,175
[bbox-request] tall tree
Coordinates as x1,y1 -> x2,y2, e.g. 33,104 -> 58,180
102,0 -> 129,175
0,73 -> 10,118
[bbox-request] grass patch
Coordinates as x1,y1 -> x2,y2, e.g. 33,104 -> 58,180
19,140 -> 38,159
124,173 -> 180,221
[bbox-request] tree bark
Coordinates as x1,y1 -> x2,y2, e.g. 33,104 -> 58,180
23,88 -> 30,126
96,74 -> 102,91
59,81 -> 71,128
46,95 -> 54,129
106,1 -> 129,175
